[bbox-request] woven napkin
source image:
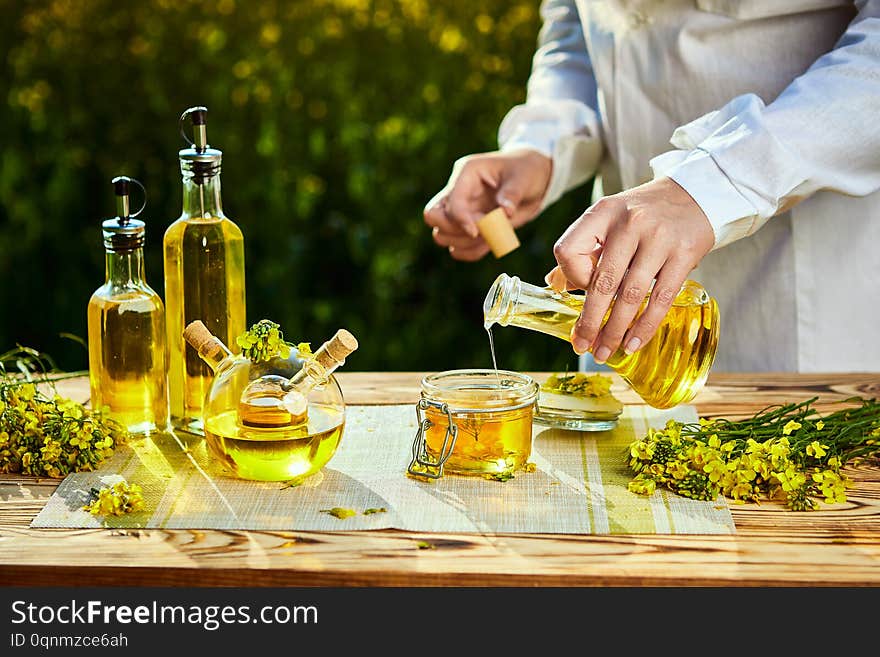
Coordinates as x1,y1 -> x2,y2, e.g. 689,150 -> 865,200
31,404 -> 734,535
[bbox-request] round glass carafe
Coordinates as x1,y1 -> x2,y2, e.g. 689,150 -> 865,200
201,347 -> 346,482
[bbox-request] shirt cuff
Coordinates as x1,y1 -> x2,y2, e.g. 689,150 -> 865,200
498,101 -> 602,212
651,147 -> 760,250
498,107 -> 562,211
499,136 -> 566,212
498,102 -> 570,159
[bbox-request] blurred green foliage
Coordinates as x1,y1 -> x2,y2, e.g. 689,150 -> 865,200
0,0 -> 592,373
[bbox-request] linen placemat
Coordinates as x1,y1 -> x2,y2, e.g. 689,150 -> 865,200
31,404 -> 734,535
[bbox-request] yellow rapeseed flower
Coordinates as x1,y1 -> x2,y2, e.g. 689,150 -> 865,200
83,480 -> 145,517
782,420 -> 802,435
667,461 -> 689,480
745,438 -> 765,454
628,477 -> 656,496
729,482 -> 754,501
703,459 -> 726,483
625,399 -> 880,510
805,441 -> 828,458
630,440 -> 654,461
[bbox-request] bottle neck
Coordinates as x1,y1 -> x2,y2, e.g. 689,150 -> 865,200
483,273 -> 581,342
197,337 -> 234,372
181,170 -> 224,220
483,274 -> 519,328
105,247 -> 145,286
287,344 -> 345,393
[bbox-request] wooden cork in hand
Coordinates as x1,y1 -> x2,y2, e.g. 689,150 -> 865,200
315,329 -> 358,369
477,207 -> 520,258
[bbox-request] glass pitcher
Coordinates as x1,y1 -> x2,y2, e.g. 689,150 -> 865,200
483,274 -> 719,408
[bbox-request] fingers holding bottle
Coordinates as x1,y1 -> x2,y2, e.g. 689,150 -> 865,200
588,246 -> 667,361
550,177 -> 715,359
569,217 -> 638,358
620,258 -> 693,356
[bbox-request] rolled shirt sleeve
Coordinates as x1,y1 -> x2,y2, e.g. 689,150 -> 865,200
497,0 -> 604,210
651,2 -> 880,249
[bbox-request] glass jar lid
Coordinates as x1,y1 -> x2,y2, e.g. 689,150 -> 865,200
420,369 -> 538,412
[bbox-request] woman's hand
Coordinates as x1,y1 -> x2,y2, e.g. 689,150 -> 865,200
424,149 -> 552,261
547,176 -> 715,362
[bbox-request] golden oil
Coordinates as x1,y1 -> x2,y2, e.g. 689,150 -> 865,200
88,292 -> 168,434
164,216 -> 245,431
87,177 -> 169,435
484,275 -> 719,409
234,330 -> 358,430
424,403 -> 533,476
165,107 -> 246,433
238,393 -> 305,428
409,369 -> 539,479
204,405 -> 344,482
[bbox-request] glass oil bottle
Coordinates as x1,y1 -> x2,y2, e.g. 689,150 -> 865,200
483,274 -> 719,409
164,106 -> 246,434
87,177 -> 169,434
183,322 -> 357,482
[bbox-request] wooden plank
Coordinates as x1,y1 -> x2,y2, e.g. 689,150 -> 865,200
2,372 -> 879,587
0,526 -> 877,587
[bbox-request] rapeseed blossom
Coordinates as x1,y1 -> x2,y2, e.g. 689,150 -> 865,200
627,398 -> 880,510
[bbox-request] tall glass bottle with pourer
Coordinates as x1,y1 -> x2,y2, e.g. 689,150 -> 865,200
164,106 -> 246,434
88,177 -> 169,435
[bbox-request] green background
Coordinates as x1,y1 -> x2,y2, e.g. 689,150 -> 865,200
0,0 -> 592,374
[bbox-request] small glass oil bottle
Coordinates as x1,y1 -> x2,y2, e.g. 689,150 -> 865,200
87,177 -> 169,434
164,106 -> 246,434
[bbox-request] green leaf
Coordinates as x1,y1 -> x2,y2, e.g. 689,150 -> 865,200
485,471 -> 515,482
320,507 -> 357,519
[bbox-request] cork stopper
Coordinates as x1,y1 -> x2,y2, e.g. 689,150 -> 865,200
477,207 -> 520,258
183,320 -> 227,362
315,329 -> 359,370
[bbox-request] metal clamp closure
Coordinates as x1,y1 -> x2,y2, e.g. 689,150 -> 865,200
408,399 -> 457,479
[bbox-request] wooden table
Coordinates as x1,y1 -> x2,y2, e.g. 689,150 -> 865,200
2,372 -> 879,587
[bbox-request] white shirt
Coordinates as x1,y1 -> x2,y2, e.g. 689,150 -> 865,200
497,0 -> 880,372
